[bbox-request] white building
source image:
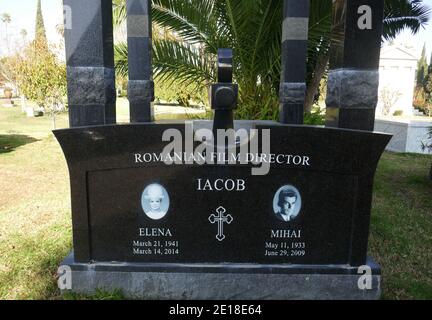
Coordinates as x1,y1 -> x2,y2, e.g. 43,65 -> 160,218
375,44 -> 432,155
377,44 -> 418,117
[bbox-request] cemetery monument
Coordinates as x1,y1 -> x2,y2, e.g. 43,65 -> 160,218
55,0 -> 391,300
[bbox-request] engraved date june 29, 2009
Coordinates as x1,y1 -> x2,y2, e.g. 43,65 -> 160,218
264,241 -> 306,257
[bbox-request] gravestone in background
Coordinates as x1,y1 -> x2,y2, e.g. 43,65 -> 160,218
56,0 -> 390,300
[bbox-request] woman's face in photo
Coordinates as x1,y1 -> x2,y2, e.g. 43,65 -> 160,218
149,198 -> 162,211
283,196 -> 297,214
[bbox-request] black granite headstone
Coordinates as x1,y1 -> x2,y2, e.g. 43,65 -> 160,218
56,0 -> 390,300
55,123 -> 390,267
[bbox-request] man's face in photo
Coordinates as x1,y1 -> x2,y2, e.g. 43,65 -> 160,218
283,196 -> 297,215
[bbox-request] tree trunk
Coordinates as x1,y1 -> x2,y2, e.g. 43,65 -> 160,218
5,25 -> 9,54
429,163 -> 432,181
305,52 -> 330,114
20,95 -> 27,113
52,112 -> 57,130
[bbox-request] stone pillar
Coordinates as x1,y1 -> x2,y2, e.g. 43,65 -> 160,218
127,0 -> 154,123
279,0 -> 310,125
325,0 -> 384,131
64,0 -> 116,128
211,49 -> 238,133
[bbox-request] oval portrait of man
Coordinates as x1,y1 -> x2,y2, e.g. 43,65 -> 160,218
141,184 -> 170,220
273,185 -> 302,222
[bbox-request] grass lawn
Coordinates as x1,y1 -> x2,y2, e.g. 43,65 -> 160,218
371,152 -> 432,299
0,103 -> 431,300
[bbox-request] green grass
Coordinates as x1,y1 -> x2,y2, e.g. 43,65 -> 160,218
0,104 -> 431,300
370,152 -> 432,300
0,102 -> 69,139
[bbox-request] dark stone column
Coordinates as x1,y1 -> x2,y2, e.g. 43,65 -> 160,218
325,0 -> 384,131
127,0 -> 154,123
211,49 -> 238,133
64,0 -> 116,128
279,0 -> 310,125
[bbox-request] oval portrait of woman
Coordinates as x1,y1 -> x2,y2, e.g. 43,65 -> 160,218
273,185 -> 302,222
141,184 -> 170,220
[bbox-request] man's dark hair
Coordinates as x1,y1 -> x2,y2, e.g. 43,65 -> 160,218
278,190 -> 297,209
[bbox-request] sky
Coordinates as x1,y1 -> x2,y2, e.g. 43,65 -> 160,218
0,0 -> 63,56
0,0 -> 432,59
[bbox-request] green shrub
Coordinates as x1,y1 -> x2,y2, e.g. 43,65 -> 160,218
155,79 -> 207,108
304,108 -> 325,125
416,103 -> 432,117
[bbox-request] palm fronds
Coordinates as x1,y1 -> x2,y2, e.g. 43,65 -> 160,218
383,0 -> 431,41
113,0 -> 431,119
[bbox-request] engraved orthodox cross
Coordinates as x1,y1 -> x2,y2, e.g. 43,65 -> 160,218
209,206 -> 233,242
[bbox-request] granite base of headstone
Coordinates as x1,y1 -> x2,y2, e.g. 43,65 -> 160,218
60,253 -> 381,300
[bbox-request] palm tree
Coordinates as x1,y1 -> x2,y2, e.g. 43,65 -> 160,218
1,13 -> 11,32
1,13 -> 12,54
56,24 -> 65,38
20,29 -> 28,45
114,0 -> 431,120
